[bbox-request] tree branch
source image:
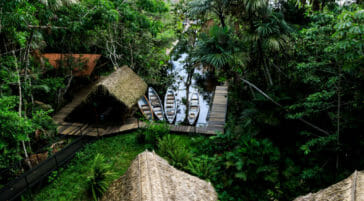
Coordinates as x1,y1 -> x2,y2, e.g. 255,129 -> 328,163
27,25 -> 67,29
241,78 -> 331,136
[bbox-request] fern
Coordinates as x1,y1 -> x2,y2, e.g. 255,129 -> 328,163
86,154 -> 114,201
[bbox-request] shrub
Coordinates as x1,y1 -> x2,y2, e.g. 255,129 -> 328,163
86,154 -> 114,201
136,122 -> 170,148
186,155 -> 216,180
157,134 -> 192,169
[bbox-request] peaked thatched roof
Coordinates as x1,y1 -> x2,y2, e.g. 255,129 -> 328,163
101,151 -> 218,201
86,66 -> 147,109
294,170 -> 364,201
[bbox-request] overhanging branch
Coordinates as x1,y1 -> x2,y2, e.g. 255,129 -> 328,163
241,78 -> 331,136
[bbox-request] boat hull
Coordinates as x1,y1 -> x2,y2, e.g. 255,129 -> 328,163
148,87 -> 165,121
137,95 -> 153,120
188,92 -> 200,125
164,90 -> 177,124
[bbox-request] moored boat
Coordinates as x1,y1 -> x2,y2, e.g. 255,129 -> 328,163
137,95 -> 153,120
188,92 -> 200,125
148,87 -> 165,121
164,90 -> 177,124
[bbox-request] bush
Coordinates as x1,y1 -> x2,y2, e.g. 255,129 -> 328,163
136,122 -> 170,148
186,155 -> 216,180
86,154 -> 114,201
157,134 -> 192,169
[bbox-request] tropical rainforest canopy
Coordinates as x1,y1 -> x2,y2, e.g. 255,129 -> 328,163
0,0 -> 363,200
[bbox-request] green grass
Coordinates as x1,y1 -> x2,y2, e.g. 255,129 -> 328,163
28,132 -> 148,201
27,132 -> 197,201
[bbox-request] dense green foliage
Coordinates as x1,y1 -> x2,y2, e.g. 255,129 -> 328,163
0,0 -> 176,175
172,0 -> 364,200
1,0 -> 363,200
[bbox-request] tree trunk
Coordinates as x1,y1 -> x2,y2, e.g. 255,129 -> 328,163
13,51 -> 32,169
57,73 -> 73,110
218,13 -> 226,28
263,58 -> 273,86
300,0 -> 306,7
321,0 -> 326,10
311,0 -> 320,11
258,40 -> 273,86
336,65 -> 341,171
185,66 -> 194,123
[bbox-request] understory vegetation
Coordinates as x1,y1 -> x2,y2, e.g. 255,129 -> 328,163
28,126 -> 196,201
1,0 -> 363,200
27,132 -> 147,201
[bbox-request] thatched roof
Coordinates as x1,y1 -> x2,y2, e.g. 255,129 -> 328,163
87,66 -> 147,109
294,170 -> 364,201
101,151 -> 218,201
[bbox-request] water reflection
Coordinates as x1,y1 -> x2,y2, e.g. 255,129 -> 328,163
168,53 -> 216,127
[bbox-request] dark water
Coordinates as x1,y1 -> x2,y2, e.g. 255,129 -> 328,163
168,53 -> 216,127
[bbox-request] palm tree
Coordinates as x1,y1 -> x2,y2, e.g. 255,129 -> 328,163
230,0 -> 291,86
193,25 -> 248,80
246,9 -> 291,86
188,0 -> 231,27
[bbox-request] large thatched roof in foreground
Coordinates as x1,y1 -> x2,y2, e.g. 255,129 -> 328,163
87,66 -> 147,109
294,170 -> 364,201
101,151 -> 218,201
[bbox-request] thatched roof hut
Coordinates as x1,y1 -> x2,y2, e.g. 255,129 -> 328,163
101,151 -> 218,201
87,66 -> 147,109
294,170 -> 364,201
65,66 -> 146,124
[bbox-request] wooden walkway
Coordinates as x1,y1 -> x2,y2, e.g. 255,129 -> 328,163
206,85 -> 228,133
53,84 -> 228,136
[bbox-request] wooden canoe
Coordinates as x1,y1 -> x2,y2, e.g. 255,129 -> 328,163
164,90 -> 177,124
148,87 -> 165,121
138,95 -> 153,120
188,92 -> 200,125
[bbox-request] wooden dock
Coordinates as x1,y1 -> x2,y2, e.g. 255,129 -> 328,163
206,85 -> 228,133
53,84 -> 228,136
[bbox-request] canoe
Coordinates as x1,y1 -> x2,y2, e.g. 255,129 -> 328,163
148,87 -> 165,121
188,92 -> 200,125
137,95 -> 153,120
164,90 -> 177,124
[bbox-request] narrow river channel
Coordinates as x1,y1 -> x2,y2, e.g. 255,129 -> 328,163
168,53 -> 216,127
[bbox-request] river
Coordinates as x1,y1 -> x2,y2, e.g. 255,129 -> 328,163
168,53 -> 216,127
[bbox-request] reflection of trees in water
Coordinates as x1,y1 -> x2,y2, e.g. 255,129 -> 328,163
194,71 -> 218,101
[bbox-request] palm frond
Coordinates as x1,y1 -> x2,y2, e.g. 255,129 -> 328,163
187,0 -> 211,18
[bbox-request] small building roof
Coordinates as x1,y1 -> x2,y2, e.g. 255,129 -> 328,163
42,53 -> 101,76
294,170 -> 364,201
87,66 -> 147,109
101,151 -> 218,201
